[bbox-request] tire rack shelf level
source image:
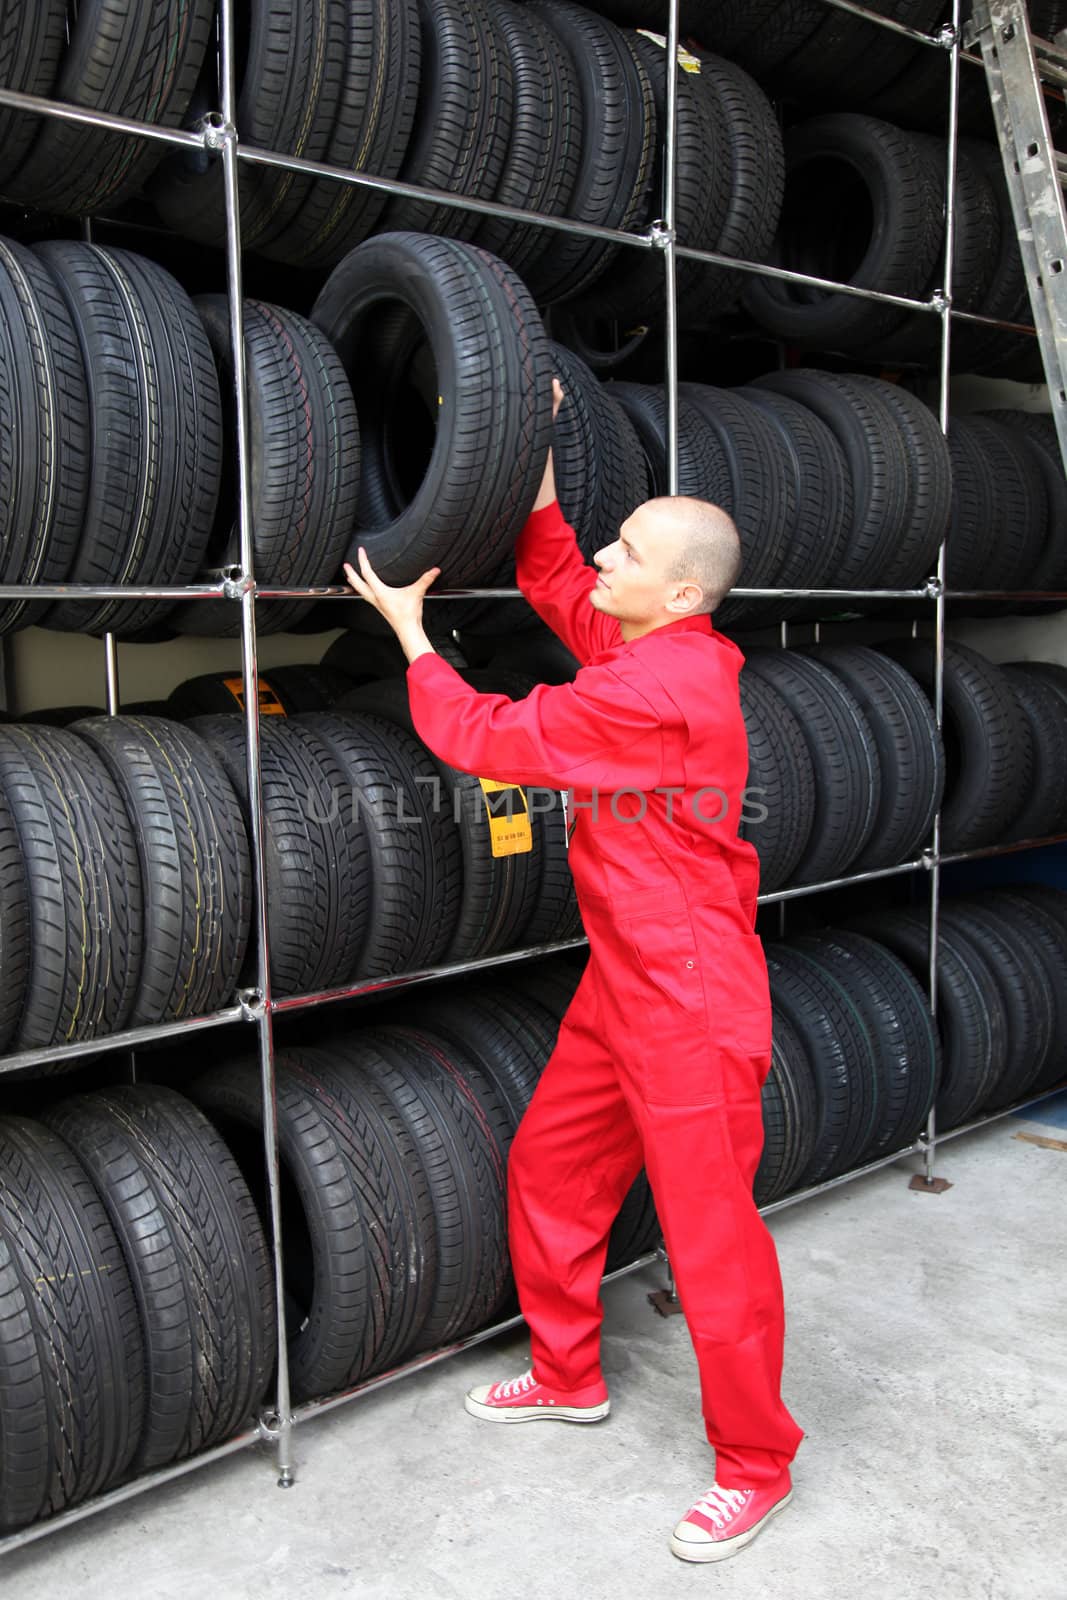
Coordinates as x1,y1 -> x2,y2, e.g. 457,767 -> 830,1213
0,0 -> 1062,1554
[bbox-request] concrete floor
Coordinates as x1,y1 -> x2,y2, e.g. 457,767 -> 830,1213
3,1096 -> 1066,1600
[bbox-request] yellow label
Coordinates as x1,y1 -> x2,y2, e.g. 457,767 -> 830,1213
636,28 -> 702,71
222,675 -> 287,716
478,778 -> 533,857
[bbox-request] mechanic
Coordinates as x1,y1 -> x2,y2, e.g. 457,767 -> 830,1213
343,380 -> 803,1564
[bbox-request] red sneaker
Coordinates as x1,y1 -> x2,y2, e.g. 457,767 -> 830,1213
670,1472 -> 793,1562
464,1368 -> 610,1424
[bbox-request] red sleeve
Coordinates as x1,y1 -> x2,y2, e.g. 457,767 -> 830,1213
514,501 -> 622,665
406,651 -> 664,791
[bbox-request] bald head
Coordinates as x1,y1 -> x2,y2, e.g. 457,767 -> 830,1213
646,496 -> 743,614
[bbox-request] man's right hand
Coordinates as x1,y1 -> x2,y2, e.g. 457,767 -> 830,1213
534,377 -> 564,512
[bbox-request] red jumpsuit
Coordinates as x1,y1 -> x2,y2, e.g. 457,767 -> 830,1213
405,502 -> 803,1488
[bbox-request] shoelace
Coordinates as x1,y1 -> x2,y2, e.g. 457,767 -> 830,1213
690,1485 -> 751,1529
495,1371 -> 539,1400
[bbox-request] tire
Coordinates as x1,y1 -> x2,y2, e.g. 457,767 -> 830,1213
608,383 -> 734,503
0,237 -> 88,636
952,145 -> 1034,374
35,243 -> 222,639
174,297 -> 360,638
880,638 -> 1030,852
753,369 -> 910,588
778,1 -> 945,106
340,677 -> 540,962
755,1004 -> 818,1205
990,889 -> 1067,1093
744,115 -> 944,352
72,715 -> 252,1026
524,0 -> 656,304
846,905 -> 1003,1130
793,930 -> 940,1160
941,899 -> 1054,1107
550,342 -> 650,562
942,417 -> 998,589
312,232 -> 553,586
43,1085 -> 274,1470
474,0 -> 583,279
0,725 -> 142,1053
188,715 -> 371,996
766,943 -> 876,1184
846,378 -> 951,586
999,667 -> 1067,841
382,0 -> 512,239
1,0 -> 214,216
0,1 -> 67,187
738,670 -> 816,892
981,410 -> 1067,595
0,782 -> 27,1054
743,650 -> 881,884
298,710 -> 461,975
0,1115 -> 144,1532
323,626 -> 469,684
948,417 -> 1047,591
405,993 -> 543,1135
806,645 -> 945,870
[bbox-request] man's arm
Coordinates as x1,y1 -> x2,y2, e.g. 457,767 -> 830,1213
405,651 -> 664,792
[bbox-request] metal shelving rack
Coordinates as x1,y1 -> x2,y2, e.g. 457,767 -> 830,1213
0,0 -> 1063,1556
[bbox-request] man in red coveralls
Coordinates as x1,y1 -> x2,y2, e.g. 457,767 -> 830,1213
344,382 -> 803,1564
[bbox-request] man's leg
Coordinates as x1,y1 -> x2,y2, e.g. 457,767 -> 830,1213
506,968 -> 645,1395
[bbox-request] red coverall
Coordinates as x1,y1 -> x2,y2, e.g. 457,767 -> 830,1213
405,502 -> 803,1488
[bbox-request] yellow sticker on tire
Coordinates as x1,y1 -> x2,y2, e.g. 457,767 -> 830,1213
222,675 -> 287,716
478,778 -> 533,856
636,28 -> 702,71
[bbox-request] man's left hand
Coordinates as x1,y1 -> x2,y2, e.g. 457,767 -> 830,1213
343,547 -> 441,631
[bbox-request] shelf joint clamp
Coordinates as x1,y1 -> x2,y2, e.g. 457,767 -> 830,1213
936,21 -> 961,48
237,987 -> 266,1022
645,219 -> 675,250
197,112 -> 236,151
924,575 -> 945,599
920,847 -> 937,872
223,572 -> 255,602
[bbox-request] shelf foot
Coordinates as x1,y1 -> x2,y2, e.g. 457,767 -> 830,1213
908,1174 -> 953,1194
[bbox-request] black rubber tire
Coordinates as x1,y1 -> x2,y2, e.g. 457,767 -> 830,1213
474,0 -> 583,279
755,1004 -> 819,1205
846,378 -> 951,586
793,930 -> 940,1160
312,232 -> 553,586
706,0 -> 826,77
0,1 -> 67,187
347,1026 -> 510,1348
806,645 -> 945,870
1,0 -> 214,216
43,1085 -> 275,1470
166,667 -> 351,718
766,943 -> 876,1184
990,888 -> 1067,1093
174,296 -> 360,638
382,0 -> 512,239
941,417 -> 998,589
0,781 -> 27,1054
608,383 -> 734,503
188,715 -> 372,996
999,666 -> 1067,842
880,639 -> 1030,852
248,664 -> 356,712
744,114 -> 944,352
0,237 -> 88,636
941,899 -> 1054,1108
511,952 -> 586,1020
193,1051 -> 421,1398
949,417 -> 1047,591
846,904 -> 1003,1130
952,144 -> 1034,374
0,1115 -> 144,1533
483,624 -> 580,686
743,650 -> 881,884
0,725 -> 142,1053
754,369 -> 911,588
549,342 -> 650,562
523,0 -> 656,304
981,410 -> 1067,595
298,710 -> 461,975
340,677 -> 540,962
405,993 -> 542,1136
35,243 -> 222,639
323,625 -> 469,684
778,1 -> 945,106
738,669 -> 816,893
72,715 -> 252,1026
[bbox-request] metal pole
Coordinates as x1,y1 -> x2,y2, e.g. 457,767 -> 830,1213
662,0 -> 681,496
924,0 -> 963,1185
217,0 -> 294,1490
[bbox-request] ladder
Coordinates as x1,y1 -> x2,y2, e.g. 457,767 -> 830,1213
966,0 -> 1067,468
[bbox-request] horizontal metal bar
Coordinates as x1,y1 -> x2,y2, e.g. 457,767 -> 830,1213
0,1424 -> 261,1557
758,856 -> 928,906
673,238 -> 942,312
758,1138 -> 926,1216
258,586 -> 529,602
938,830 -> 1067,865
271,937 -> 590,1016
927,1075 -> 1067,1143
238,144 -> 661,254
944,588 -> 1067,599
812,0 -> 949,46
948,305 -> 1038,334
0,583 -> 228,601
0,1005 -> 247,1079
287,1249 -> 661,1429
0,84 -> 209,150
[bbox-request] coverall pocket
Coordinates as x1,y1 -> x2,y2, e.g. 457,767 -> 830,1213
616,911 -> 723,1105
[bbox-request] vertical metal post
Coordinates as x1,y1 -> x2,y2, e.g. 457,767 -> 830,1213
103,635 -> 120,715
924,0 -> 963,1184
662,0 -> 681,495
217,0 -> 294,1488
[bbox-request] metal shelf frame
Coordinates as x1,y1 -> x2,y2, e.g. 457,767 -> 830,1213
0,0 -> 1060,1554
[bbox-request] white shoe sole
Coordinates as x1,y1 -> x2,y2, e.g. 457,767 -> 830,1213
464,1393 -> 610,1424
669,1487 -> 793,1563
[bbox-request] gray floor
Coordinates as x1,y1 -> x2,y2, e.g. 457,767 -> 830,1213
4,1097 -> 1066,1600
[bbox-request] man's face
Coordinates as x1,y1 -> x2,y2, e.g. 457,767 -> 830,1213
590,505 -> 689,626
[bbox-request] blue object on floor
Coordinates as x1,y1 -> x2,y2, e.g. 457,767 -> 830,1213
1012,1089 -> 1067,1130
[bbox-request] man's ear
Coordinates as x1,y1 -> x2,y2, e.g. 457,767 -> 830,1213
665,582 -> 704,615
